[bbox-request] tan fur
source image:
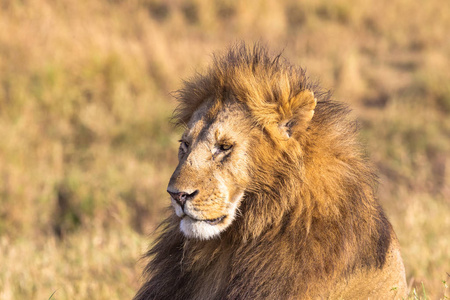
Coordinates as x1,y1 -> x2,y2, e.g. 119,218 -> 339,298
134,44 -> 407,300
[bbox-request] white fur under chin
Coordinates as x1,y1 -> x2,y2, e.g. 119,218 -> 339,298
179,192 -> 244,240
180,217 -> 225,240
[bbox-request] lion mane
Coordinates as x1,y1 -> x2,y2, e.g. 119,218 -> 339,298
134,44 -> 406,299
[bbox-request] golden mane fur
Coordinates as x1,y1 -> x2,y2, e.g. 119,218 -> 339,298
134,44 -> 406,299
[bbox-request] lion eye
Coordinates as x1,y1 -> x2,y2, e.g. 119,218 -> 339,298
218,144 -> 233,151
179,140 -> 189,153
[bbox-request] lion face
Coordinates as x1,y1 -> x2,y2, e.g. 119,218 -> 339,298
167,100 -> 253,240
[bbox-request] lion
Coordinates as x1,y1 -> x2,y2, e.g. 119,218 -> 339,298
134,44 -> 407,300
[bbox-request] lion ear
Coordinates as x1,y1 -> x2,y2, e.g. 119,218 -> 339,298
278,89 -> 317,138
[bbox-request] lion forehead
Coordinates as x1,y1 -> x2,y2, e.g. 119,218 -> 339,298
186,99 -> 251,142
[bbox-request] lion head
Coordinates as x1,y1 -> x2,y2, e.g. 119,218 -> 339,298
167,47 -> 318,240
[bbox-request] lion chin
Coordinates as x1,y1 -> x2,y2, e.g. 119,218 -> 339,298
179,217 -> 224,240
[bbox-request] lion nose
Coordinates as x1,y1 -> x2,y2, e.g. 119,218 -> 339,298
167,190 -> 199,208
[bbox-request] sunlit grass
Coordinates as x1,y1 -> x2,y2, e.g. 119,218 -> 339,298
0,0 -> 449,299
0,226 -> 147,299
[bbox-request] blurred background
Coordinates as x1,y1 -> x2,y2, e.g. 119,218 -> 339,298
0,0 -> 449,299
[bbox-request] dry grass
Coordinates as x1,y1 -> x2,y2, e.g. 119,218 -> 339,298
0,226 -> 146,299
0,0 -> 449,299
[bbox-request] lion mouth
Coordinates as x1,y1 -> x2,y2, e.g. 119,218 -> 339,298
204,215 -> 226,225
185,215 -> 226,225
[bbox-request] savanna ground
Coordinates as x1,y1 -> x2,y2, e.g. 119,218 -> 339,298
0,0 -> 449,299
